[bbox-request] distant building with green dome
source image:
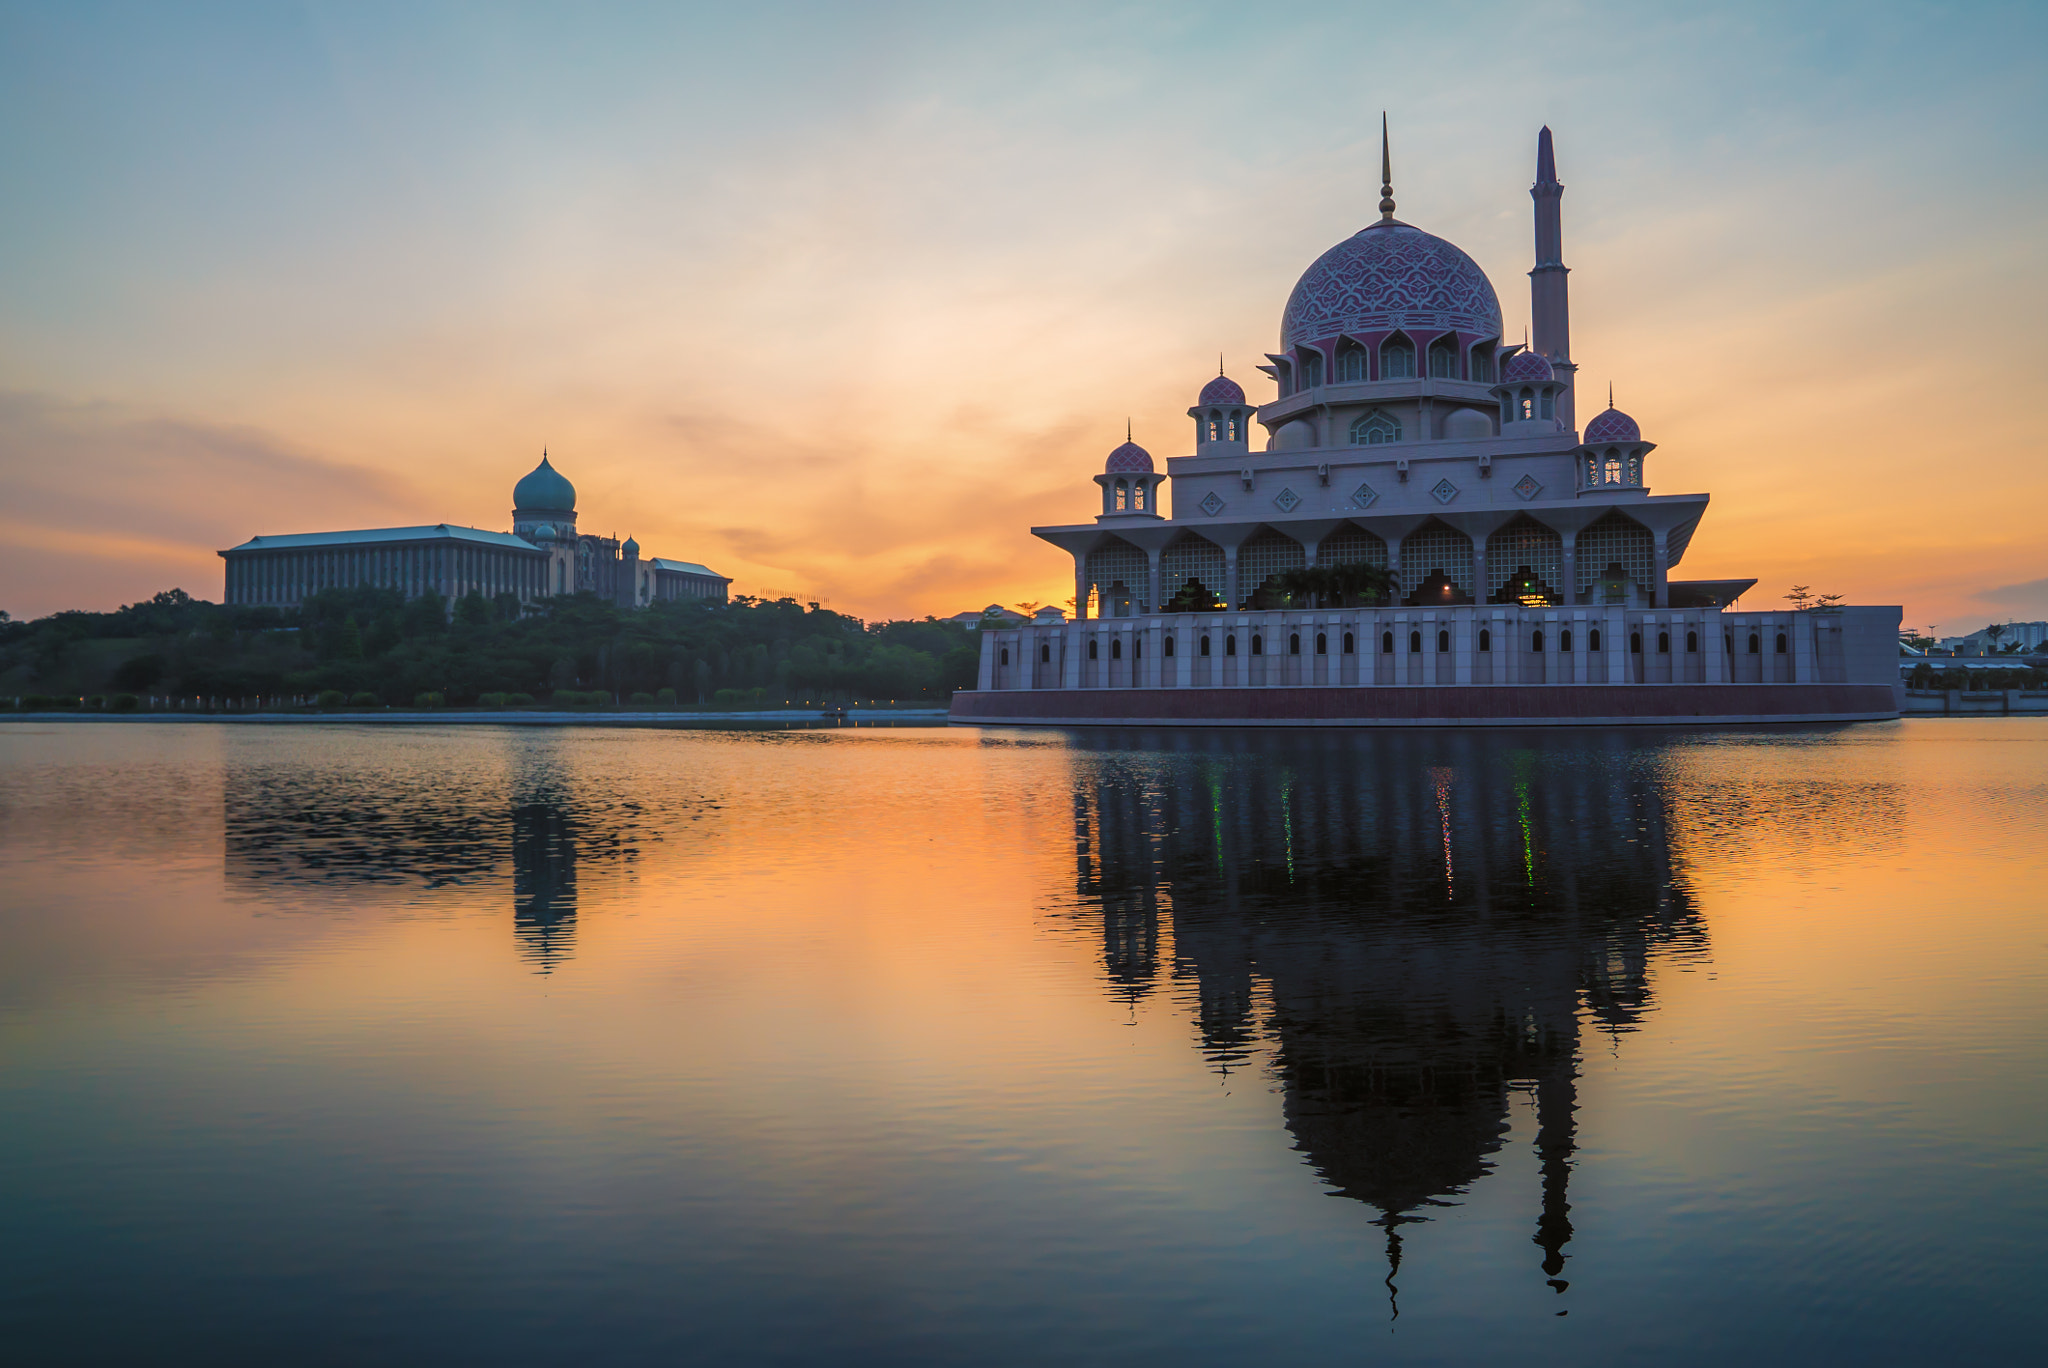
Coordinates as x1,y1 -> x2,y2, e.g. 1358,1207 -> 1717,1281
218,454 -> 730,612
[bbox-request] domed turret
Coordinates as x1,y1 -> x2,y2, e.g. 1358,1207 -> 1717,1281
512,452 -> 578,543
1095,427 -> 1164,520
1190,366 -> 1253,456
1576,389 -> 1655,492
1493,348 -> 1571,431
622,535 -> 641,557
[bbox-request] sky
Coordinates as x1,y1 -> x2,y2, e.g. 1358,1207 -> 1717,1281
0,0 -> 2042,633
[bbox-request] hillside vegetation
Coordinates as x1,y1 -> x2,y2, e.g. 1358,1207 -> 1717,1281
0,588 -> 979,707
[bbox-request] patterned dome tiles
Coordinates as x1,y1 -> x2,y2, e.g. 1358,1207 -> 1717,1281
1282,222 -> 1503,350
1104,440 -> 1154,474
1584,407 -> 1642,443
1197,374 -> 1246,406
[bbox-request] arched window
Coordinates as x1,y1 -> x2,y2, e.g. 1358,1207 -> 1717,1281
1088,639 -> 1098,660
1533,630 -> 1545,652
1479,628 -> 1492,652
1748,633 -> 1760,654
1518,388 -> 1535,421
1289,633 -> 1301,655
1686,631 -> 1698,653
1251,634 -> 1264,656
1163,636 -> 1175,658
1040,643 -> 1051,663
1350,409 -> 1402,445
1409,630 -> 1422,653
1200,635 -> 1211,657
1114,479 -> 1128,510
1631,632 -> 1642,654
1381,337 -> 1414,378
1336,342 -> 1368,382
999,648 -> 1009,665
1585,454 -> 1599,486
1226,634 -> 1237,656
1315,632 -> 1327,655
1382,631 -> 1394,654
1589,628 -> 1601,651
1657,632 -> 1670,654
1540,389 -> 1555,420
1776,632 -> 1788,654
1428,339 -> 1459,379
1604,455 -> 1623,484
1300,350 -> 1324,388
1132,483 -> 1146,511
1206,413 -> 1220,441
1561,629 -> 1573,652
1627,454 -> 1641,484
1111,639 -> 1122,660
1226,416 -> 1240,441
1471,347 -> 1495,383
1438,629 -> 1450,652
1342,632 -> 1354,653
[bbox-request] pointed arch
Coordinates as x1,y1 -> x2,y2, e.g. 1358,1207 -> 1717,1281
1380,331 -> 1415,379
1236,527 -> 1307,608
1485,514 -> 1564,604
1159,532 -> 1225,606
1335,337 -> 1369,383
1084,536 -> 1149,617
1316,523 -> 1389,572
1398,518 -> 1474,604
1575,510 -> 1654,604
1426,334 -> 1460,379
1349,408 -> 1402,446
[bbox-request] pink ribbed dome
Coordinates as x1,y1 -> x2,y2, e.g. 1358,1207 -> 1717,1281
1584,406 -> 1641,443
1197,374 -> 1246,406
1500,350 -> 1555,383
1105,440 -> 1153,474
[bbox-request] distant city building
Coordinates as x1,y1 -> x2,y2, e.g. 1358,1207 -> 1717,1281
219,455 -> 730,612
1938,621 -> 2048,654
947,605 -> 1030,629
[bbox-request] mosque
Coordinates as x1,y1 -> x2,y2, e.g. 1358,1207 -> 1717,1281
952,125 -> 1902,727
218,455 -> 730,612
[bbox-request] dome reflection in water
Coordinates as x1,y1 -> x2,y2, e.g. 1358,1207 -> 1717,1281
1062,730 -> 1707,1314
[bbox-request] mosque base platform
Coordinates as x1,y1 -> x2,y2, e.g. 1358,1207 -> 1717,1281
948,683 -> 1901,728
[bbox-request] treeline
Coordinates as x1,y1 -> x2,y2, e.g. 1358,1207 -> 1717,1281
0,587 -> 981,705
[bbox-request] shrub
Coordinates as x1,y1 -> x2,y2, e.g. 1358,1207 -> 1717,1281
413,691 -> 445,707
349,692 -> 380,707
656,687 -> 677,705
507,692 -> 536,706
85,695 -> 108,709
477,691 -> 508,707
317,689 -> 348,708
713,687 -> 745,706
111,694 -> 140,712
629,691 -> 655,704
551,688 -> 586,706
587,690 -> 612,706
113,653 -> 168,691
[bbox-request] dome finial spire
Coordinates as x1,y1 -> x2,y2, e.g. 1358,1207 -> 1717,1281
1218,352 -> 1225,377
1608,382 -> 1615,410
1127,417 -> 1132,442
1379,113 -> 1396,220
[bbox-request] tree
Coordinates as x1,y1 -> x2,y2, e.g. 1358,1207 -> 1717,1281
1784,585 -> 1813,610
1162,577 -> 1223,613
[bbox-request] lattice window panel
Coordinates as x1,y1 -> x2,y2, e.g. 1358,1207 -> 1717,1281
1399,523 -> 1474,596
1159,535 -> 1225,603
1315,524 -> 1388,570
1575,511 -> 1655,600
1235,530 -> 1306,605
1085,538 -> 1151,612
1486,515 -> 1564,600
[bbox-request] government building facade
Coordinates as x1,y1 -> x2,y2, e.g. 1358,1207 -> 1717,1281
219,455 -> 730,613
952,127 -> 1901,727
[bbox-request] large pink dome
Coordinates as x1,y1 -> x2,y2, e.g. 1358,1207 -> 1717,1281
1584,406 -> 1641,443
1197,374 -> 1246,406
1105,440 -> 1153,474
1282,221 -> 1502,349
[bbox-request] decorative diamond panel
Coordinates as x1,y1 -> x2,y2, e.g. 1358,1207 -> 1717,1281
1199,491 -> 1225,516
1351,482 -> 1378,509
1431,478 -> 1459,504
1273,487 -> 1300,512
1514,473 -> 1542,500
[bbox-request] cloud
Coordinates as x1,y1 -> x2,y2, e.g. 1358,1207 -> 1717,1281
1975,578 -> 2048,616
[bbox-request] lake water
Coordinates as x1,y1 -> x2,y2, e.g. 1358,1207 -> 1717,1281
1,719 -> 2042,1364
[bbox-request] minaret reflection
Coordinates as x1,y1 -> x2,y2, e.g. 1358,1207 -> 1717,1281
511,797 -> 578,975
1067,730 -> 1708,1308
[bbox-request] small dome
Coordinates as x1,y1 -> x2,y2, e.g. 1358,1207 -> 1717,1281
1443,407 -> 1492,439
1198,374 -> 1246,406
1584,406 -> 1641,443
1501,350 -> 1555,383
1271,419 -> 1317,451
1105,440 -> 1153,474
622,535 -> 640,556
532,524 -> 556,541
514,455 -> 576,512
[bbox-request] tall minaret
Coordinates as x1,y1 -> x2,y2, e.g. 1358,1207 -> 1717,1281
1530,126 -> 1578,429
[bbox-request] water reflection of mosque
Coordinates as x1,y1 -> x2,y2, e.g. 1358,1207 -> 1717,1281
222,743 -> 659,973
1066,729 -> 1708,1308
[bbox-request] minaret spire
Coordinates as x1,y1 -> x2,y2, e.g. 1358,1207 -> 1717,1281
1378,113 -> 1396,221
1529,125 -> 1577,427
1126,417 -> 1132,443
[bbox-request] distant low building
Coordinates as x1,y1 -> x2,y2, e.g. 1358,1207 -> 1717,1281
219,455 -> 731,612
1938,621 -> 2048,655
948,605 -> 1029,629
